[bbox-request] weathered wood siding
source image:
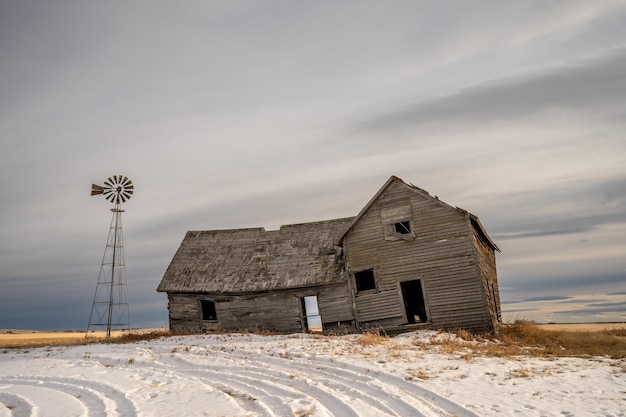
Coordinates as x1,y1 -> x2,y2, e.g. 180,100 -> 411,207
472,226 -> 501,330
215,293 -> 302,333
344,180 -> 495,332
166,293 -> 207,333
166,283 -> 355,334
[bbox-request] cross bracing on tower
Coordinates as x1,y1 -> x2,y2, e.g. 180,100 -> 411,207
86,175 -> 133,338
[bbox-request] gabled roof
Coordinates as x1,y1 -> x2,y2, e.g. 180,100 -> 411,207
157,217 -> 353,294
158,176 -> 500,295
335,176 -> 500,252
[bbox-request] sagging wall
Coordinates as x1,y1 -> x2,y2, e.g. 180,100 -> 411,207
166,283 -> 355,334
472,226 -> 502,331
344,181 -> 497,333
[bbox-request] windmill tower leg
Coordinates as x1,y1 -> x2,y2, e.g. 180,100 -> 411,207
86,204 -> 131,337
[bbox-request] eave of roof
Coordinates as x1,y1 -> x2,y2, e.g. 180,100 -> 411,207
469,214 -> 501,252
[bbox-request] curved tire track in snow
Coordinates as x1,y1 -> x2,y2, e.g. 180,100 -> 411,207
1,337 -> 479,417
0,376 -> 137,417
0,391 -> 32,417
151,346 -> 478,417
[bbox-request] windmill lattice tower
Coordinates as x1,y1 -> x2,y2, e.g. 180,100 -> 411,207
86,175 -> 133,338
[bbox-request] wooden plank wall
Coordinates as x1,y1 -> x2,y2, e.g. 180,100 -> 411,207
216,293 -> 302,333
345,181 -> 495,333
167,293 -> 204,333
472,227 -> 502,329
165,283 -> 355,334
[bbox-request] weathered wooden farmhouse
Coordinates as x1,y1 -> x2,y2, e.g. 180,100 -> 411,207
157,176 -> 502,334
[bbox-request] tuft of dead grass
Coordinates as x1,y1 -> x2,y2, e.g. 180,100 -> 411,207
410,321 -> 626,360
499,321 -> 626,359
356,329 -> 389,346
104,330 -> 172,344
604,328 -> 626,337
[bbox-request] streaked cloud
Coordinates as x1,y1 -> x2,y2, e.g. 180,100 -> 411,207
355,47 -> 626,134
1,1 -> 625,329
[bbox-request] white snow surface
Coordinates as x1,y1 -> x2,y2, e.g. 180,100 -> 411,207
0,331 -> 624,417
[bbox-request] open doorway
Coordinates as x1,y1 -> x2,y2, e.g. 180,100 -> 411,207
400,280 -> 427,323
301,296 -> 323,333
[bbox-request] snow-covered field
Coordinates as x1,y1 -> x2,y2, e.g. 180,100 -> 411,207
1,331 -> 624,417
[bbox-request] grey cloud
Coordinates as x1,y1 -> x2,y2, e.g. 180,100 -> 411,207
499,273 -> 625,294
554,304 -> 626,315
2,1 -> 626,330
356,47 -> 626,133
0,267 -> 166,331
586,301 -> 626,308
501,308 -> 539,313
560,298 -> 607,304
523,296 -> 571,302
487,176 -> 626,240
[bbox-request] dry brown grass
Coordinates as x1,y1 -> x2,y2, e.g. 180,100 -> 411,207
1,331 -> 93,349
355,329 -> 389,346
3,322 -> 625,361
499,321 -> 626,359
410,321 -> 626,360
0,329 -> 171,349
104,329 -> 172,344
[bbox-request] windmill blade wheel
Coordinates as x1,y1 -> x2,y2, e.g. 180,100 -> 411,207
91,175 -> 134,204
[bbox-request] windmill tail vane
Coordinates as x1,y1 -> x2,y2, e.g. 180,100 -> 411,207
86,175 -> 133,338
91,184 -> 105,196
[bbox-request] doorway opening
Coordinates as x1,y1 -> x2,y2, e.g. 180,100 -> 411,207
400,280 -> 427,323
301,296 -> 323,333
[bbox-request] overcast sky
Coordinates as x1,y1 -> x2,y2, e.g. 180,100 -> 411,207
1,1 -> 625,330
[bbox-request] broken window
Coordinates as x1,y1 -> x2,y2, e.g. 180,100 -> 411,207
380,205 -> 415,240
400,280 -> 427,323
354,269 -> 376,292
301,296 -> 323,333
200,300 -> 217,321
393,221 -> 411,234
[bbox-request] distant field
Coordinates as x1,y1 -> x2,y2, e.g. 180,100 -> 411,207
536,322 -> 626,332
0,330 -> 160,348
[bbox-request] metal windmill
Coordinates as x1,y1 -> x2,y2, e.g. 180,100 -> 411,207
86,175 -> 134,337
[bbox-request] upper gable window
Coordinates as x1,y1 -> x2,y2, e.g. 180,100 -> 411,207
393,221 -> 411,235
380,204 -> 415,240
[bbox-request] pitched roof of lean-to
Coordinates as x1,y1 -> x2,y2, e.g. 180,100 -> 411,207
157,217 -> 353,294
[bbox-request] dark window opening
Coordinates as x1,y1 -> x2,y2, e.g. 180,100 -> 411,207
394,221 -> 411,234
200,300 -> 217,321
401,280 -> 427,323
354,269 -> 376,292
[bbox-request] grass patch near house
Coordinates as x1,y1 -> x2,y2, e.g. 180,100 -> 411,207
3,323 -> 625,360
409,321 -> 626,360
498,321 -> 626,359
355,329 -> 389,346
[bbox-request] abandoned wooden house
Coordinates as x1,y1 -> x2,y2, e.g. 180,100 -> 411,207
157,176 -> 502,334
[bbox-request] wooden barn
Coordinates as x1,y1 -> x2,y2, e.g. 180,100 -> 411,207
157,176 -> 502,334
